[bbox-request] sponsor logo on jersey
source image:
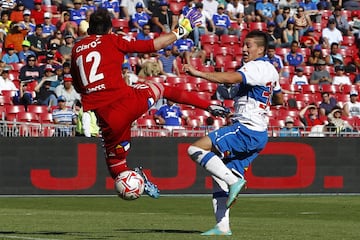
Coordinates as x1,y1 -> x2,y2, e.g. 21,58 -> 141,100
76,37 -> 102,53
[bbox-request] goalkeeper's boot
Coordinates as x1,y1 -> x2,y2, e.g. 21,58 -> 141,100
207,105 -> 230,118
226,178 -> 246,208
134,167 -> 160,199
201,227 -> 232,236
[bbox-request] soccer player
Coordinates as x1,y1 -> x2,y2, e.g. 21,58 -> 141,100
71,8 -> 228,199
184,30 -> 284,235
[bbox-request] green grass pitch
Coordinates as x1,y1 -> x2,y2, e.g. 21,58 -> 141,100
0,195 -> 359,240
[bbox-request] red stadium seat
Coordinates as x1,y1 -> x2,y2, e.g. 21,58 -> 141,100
135,117 -> 156,128
112,19 -> 129,33
39,112 -> 54,123
220,34 -> 239,47
42,5 -> 59,14
249,22 -> 267,31
169,1 -> 186,15
17,112 -> 39,123
200,34 -> 219,46
198,82 -> 218,93
214,55 -> 233,71
27,105 -> 49,114
176,82 -> 198,91
188,57 -> 203,70
342,36 -> 355,47
301,84 -> 320,94
0,95 -> 12,106
166,76 -> 186,85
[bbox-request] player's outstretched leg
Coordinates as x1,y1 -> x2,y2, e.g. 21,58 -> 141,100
134,167 -> 160,199
162,85 -> 230,118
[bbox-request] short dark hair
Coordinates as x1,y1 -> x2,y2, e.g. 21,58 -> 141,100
245,30 -> 268,54
87,8 -> 112,35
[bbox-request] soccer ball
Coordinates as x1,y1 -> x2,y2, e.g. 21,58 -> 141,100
115,170 -> 145,200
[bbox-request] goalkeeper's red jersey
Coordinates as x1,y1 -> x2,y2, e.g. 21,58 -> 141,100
71,33 -> 155,111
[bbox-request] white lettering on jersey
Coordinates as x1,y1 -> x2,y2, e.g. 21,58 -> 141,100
76,37 -> 102,53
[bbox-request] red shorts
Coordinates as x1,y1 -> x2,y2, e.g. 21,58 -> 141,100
95,83 -> 160,158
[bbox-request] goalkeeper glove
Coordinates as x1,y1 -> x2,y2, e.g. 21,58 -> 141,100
172,8 -> 203,39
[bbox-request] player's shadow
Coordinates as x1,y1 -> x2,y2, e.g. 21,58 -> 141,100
116,229 -> 202,234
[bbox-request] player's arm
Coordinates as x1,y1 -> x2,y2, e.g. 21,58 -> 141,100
153,8 -> 203,50
184,64 -> 243,84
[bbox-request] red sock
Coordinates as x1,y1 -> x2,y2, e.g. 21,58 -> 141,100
163,85 -> 211,110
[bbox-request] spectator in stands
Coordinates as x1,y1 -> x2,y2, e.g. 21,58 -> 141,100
154,99 -> 189,131
328,42 -> 343,66
70,0 -> 87,26
12,81 -> 34,111
9,1 -> 25,22
284,40 -> 305,67
47,43 -> 65,64
192,2 -> 215,48
276,7 -> 291,30
266,21 -> 282,47
279,116 -> 301,137
291,67 -> 309,85
212,4 -> 231,37
151,0 -> 177,34
138,57 -> 164,77
299,104 -> 324,129
319,91 -> 339,116
136,24 -> 152,40
34,66 -> 58,107
101,0 -> 120,19
203,0 -> 219,18
49,30 -> 65,47
329,5 -> 352,36
18,40 -> 36,63
307,44 -> 330,65
74,99 -> 100,137
122,61 -> 139,86
131,2 -> 151,33
28,24 -> 48,57
300,26 -> 319,49
0,67 -> 17,93
5,22 -> 29,54
327,107 -> 354,134
158,45 -> 180,76
121,0 -> 148,21
278,0 -> 299,10
243,0 -> 256,23
58,33 -> 75,63
299,0 -> 320,23
294,6 -> 312,37
1,44 -> 20,64
42,12 -> 57,38
343,90 -> 360,117
322,18 -> 343,49
78,9 -> 93,38
84,0 -> 97,12
31,0 -> 45,25
310,59 -> 332,85
265,43 -> 284,74
173,36 -> 206,64
19,55 -> 42,83
58,11 -> 78,36
19,9 -> 35,36
55,74 -> 81,108
282,18 -> 299,48
51,65 -> 63,91
0,10 -> 11,41
332,65 -> 352,86
215,83 -> 240,102
52,95 -> 77,137
256,0 -> 276,22
226,0 -> 244,26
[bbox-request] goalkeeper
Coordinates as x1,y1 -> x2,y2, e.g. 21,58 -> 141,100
71,8 -> 229,199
